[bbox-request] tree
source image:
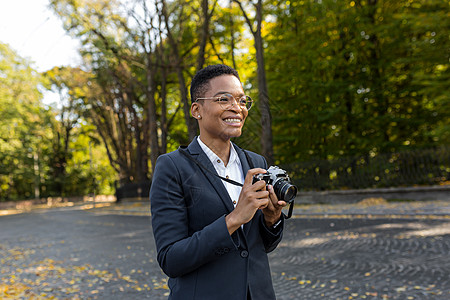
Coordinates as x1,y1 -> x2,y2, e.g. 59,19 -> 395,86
51,0 -> 155,181
159,0 -> 198,140
50,0 -> 234,179
43,66 -> 86,195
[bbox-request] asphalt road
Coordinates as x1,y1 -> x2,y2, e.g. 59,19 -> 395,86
1,205 -> 449,299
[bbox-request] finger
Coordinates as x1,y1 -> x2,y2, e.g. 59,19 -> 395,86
264,197 -> 275,211
277,200 -> 288,207
268,186 -> 287,207
253,180 -> 267,192
259,203 -> 269,209
254,189 -> 269,199
267,185 -> 279,203
244,168 -> 267,186
258,198 -> 269,209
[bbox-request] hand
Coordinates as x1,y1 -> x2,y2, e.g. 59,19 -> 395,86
225,168 -> 270,234
262,184 -> 287,227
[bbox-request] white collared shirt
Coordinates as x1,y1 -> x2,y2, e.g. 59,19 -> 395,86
197,137 -> 244,208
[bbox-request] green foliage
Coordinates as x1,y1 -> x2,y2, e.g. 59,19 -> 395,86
0,44 -> 115,200
43,66 -> 117,197
0,43 -> 50,200
63,125 -> 117,196
265,0 -> 449,165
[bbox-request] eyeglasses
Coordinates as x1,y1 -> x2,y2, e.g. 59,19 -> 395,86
195,93 -> 253,111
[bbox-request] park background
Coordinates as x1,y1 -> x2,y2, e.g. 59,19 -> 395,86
1,0 -> 449,202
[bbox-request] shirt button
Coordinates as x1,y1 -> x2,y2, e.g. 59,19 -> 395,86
240,250 -> 249,258
226,175 -> 229,179
233,200 -> 237,205
217,159 -> 221,163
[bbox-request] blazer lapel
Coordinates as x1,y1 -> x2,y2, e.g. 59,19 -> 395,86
186,138 -> 235,213
234,144 -> 256,236
234,143 -> 252,175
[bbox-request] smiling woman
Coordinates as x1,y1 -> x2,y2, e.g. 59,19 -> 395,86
191,74 -> 249,148
150,64 -> 287,300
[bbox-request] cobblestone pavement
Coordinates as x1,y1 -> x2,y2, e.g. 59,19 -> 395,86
0,201 -> 449,299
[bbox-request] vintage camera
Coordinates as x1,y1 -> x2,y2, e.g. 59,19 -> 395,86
252,166 -> 297,203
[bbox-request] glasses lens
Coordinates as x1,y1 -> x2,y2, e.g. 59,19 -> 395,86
217,94 -> 253,111
218,95 -> 231,103
236,96 -> 253,110
217,94 -> 233,109
244,96 -> 253,110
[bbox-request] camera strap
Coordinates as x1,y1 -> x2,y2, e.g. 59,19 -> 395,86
178,146 -> 294,219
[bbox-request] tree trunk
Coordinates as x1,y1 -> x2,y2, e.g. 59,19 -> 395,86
145,51 -> 161,173
254,21 -> 273,164
196,0 -> 209,71
156,13 -> 169,153
229,0 -> 237,70
160,65 -> 169,154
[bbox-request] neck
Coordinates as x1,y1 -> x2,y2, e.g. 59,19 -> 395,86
199,136 -> 231,166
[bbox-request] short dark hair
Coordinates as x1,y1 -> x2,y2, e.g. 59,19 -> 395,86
190,64 -> 241,104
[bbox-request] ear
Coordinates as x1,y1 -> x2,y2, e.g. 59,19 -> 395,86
191,102 -> 202,119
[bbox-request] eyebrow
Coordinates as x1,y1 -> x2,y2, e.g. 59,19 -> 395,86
212,91 -> 245,97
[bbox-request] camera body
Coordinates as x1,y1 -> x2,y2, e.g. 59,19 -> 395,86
252,166 -> 297,203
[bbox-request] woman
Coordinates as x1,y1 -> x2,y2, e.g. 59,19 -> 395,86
150,64 -> 286,299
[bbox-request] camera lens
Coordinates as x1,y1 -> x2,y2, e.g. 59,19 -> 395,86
283,185 -> 297,203
273,180 -> 297,203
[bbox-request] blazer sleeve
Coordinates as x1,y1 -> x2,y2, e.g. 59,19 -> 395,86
259,212 -> 285,253
150,154 -> 239,278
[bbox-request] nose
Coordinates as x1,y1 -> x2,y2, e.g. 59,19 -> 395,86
228,100 -> 243,112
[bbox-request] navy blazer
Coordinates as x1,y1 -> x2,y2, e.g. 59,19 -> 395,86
150,138 -> 284,300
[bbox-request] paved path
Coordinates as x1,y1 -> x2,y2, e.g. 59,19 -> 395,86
0,201 -> 449,299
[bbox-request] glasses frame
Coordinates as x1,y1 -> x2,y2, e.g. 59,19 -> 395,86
195,93 -> 253,111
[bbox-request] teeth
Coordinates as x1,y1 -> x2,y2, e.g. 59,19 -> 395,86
224,118 -> 241,123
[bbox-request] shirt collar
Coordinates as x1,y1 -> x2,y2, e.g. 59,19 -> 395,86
197,136 -> 240,167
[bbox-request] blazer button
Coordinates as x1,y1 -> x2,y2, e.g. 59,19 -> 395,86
240,250 -> 249,258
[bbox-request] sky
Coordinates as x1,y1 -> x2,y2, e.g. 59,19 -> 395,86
0,0 -> 81,105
